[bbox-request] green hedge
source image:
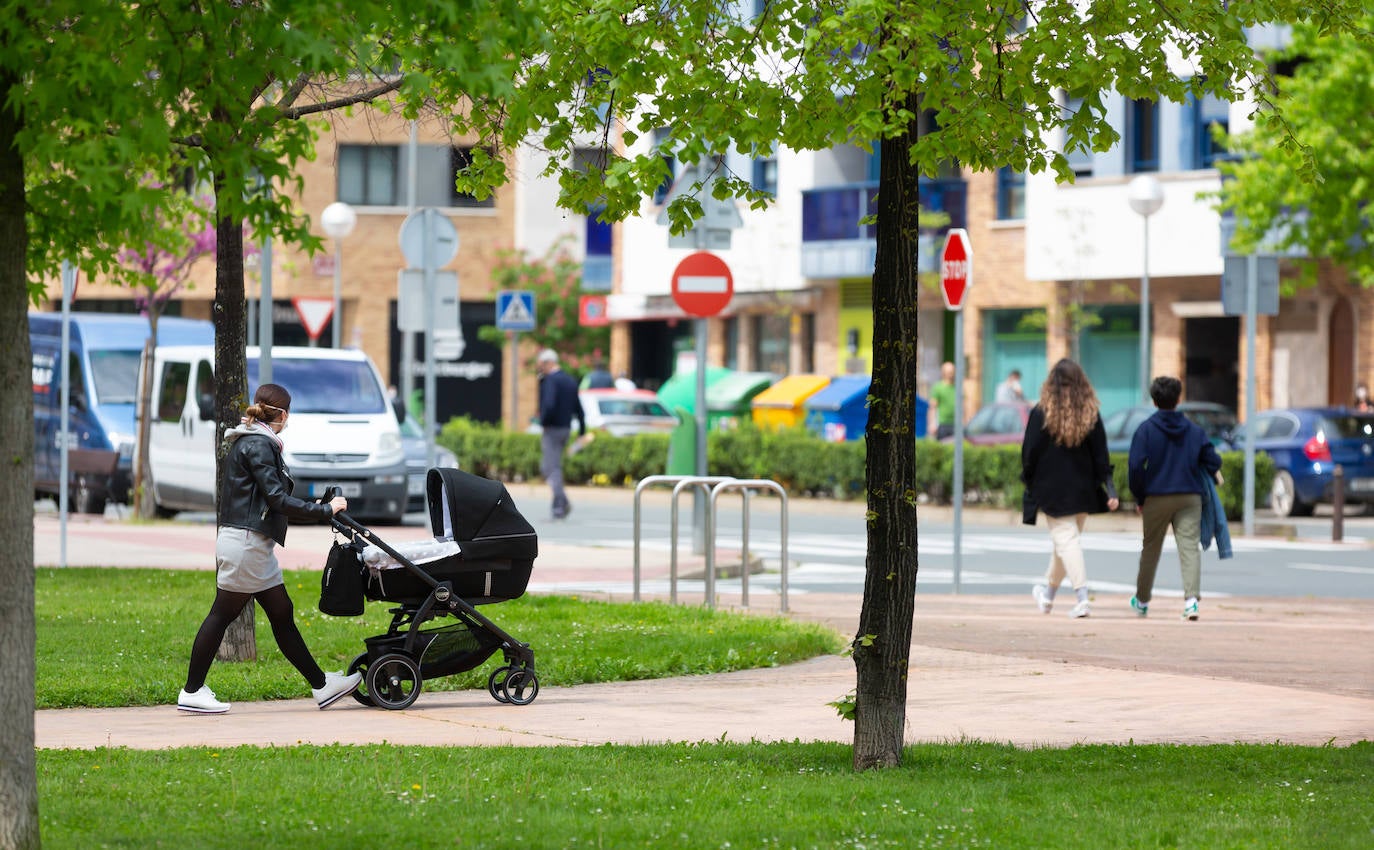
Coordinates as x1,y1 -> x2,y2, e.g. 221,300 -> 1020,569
437,418 -> 1274,520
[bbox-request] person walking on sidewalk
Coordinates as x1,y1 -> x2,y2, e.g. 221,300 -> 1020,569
537,348 -> 585,520
177,383 -> 361,714
1128,375 -> 1223,621
1022,359 -> 1119,618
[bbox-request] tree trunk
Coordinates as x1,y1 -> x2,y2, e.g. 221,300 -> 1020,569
212,166 -> 257,663
134,314 -> 157,518
853,85 -> 921,771
0,64 -> 42,850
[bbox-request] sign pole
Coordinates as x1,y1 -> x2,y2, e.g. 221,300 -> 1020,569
1243,254 -> 1258,537
940,229 -> 972,595
956,308 -> 967,595
510,330 -> 520,431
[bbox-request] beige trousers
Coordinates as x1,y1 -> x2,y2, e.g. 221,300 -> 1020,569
1043,513 -> 1088,591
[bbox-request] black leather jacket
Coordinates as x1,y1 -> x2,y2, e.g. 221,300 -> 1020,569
219,429 -> 332,546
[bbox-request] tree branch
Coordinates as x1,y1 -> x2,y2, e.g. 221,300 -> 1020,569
277,77 -> 404,120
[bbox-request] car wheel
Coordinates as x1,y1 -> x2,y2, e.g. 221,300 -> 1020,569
1270,470 -> 1314,518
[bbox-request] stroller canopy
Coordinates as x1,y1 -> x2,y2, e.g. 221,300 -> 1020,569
426,468 -> 538,562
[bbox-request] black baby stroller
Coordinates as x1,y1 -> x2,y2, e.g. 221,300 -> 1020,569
326,467 -> 539,710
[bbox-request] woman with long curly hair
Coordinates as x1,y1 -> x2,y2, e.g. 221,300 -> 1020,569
1021,358 -> 1119,618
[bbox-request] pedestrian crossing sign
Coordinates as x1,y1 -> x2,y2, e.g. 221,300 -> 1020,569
496,290 -> 536,331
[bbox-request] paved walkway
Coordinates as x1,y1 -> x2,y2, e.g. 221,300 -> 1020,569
32,489 -> 1374,750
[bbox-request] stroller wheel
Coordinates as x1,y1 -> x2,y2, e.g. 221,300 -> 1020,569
347,653 -> 375,706
502,669 -> 540,706
487,666 -> 514,704
365,653 -> 422,710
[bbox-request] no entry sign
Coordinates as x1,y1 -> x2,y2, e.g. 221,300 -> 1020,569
671,251 -> 734,318
940,229 -> 972,311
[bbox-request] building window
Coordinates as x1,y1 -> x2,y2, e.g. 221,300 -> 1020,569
1127,98 -> 1159,173
338,144 -> 398,206
752,156 -> 777,196
447,147 -> 495,208
1191,92 -> 1230,168
996,167 -> 1025,220
751,314 -> 790,375
1062,93 -> 1093,177
337,144 -> 493,208
652,128 -> 675,204
724,317 -> 740,370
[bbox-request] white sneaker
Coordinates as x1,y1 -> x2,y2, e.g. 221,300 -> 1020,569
1069,600 -> 1091,619
1031,584 -> 1053,614
313,671 -> 362,709
178,686 -> 229,714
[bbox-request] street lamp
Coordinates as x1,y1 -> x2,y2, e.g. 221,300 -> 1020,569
320,201 -> 357,349
1128,175 -> 1164,403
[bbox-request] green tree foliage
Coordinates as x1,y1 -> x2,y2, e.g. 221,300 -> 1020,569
1216,14 -> 1374,285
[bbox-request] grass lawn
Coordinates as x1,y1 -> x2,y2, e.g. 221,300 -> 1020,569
36,568 -> 844,708
38,741 -> 1372,849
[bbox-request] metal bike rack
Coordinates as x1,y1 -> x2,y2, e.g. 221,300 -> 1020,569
706,479 -> 789,612
632,475 -> 734,602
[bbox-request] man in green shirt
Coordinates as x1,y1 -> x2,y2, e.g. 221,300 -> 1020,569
930,361 -> 957,439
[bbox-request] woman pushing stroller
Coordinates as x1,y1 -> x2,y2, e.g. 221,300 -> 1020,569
177,383 -> 362,714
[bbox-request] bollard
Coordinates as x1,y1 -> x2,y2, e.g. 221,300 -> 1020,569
1332,464 -> 1344,543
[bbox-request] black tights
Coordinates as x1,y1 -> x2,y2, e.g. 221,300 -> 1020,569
184,584 -> 325,693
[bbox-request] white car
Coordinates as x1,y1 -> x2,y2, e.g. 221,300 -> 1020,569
579,389 -> 681,436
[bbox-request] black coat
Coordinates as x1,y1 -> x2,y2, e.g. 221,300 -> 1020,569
219,432 -> 333,546
1020,405 -> 1116,518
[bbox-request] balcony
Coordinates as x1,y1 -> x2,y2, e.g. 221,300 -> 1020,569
800,178 -> 966,279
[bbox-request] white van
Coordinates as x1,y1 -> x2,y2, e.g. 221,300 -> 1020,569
147,345 -> 409,524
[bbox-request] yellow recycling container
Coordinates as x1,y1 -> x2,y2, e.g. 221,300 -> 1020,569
750,374 -> 830,430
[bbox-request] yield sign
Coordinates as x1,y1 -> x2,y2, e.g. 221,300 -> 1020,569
292,296 -> 334,341
671,251 -> 733,318
940,228 -> 972,311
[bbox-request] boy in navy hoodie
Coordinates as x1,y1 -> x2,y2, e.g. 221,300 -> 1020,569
1128,376 -> 1223,621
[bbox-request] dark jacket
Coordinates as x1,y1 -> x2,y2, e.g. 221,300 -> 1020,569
1127,410 -> 1222,506
218,425 -> 333,546
539,368 -> 585,434
1021,405 -> 1116,518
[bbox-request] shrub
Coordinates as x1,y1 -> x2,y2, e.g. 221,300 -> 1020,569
437,418 -> 1273,516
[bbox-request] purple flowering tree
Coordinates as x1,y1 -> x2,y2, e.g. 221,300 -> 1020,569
117,194 -> 218,519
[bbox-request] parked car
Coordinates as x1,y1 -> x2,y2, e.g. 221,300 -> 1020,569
399,416 -> 459,514
579,389 -> 681,436
940,401 -> 1031,446
1230,407 -> 1374,517
1103,402 -> 1239,454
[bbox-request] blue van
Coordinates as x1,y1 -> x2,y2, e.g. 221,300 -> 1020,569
30,312 -> 214,513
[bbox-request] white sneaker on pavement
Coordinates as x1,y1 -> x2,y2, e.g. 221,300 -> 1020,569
1069,600 -> 1091,619
177,686 -> 229,714
313,671 -> 363,709
1032,584 -> 1053,614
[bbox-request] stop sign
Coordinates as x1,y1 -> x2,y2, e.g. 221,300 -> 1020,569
940,228 -> 972,311
671,251 -> 734,318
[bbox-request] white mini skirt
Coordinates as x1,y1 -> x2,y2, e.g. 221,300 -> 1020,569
215,526 -> 283,593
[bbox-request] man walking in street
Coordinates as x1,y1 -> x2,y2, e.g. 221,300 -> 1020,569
537,349 -> 585,520
1128,375 -> 1222,621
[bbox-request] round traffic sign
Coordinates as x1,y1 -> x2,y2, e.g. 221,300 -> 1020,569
671,251 -> 734,318
940,228 -> 972,311
398,208 -> 459,269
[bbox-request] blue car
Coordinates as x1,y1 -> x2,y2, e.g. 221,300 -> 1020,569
1231,407 -> 1374,517
1103,401 -> 1239,454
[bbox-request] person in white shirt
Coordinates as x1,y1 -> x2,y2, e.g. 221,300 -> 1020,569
995,369 -> 1024,403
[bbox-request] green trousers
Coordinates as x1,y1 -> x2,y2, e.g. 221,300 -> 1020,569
1136,493 -> 1203,603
